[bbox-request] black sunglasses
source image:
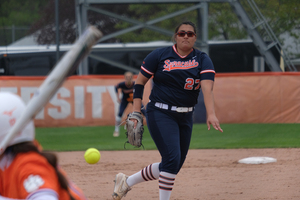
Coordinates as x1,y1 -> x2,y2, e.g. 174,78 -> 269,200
176,31 -> 196,37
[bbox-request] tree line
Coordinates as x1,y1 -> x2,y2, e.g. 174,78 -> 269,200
0,0 -> 299,57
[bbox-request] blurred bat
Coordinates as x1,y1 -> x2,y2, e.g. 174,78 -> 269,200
0,26 -> 103,154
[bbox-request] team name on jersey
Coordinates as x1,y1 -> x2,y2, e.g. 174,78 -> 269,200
163,59 -> 199,72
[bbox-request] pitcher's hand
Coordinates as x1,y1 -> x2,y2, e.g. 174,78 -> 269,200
207,115 -> 223,132
130,118 -> 138,129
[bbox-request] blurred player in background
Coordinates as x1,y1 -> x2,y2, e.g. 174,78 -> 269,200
113,71 -> 145,137
112,21 -> 223,200
0,92 -> 88,200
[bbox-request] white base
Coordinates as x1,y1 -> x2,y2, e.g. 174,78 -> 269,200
238,157 -> 277,164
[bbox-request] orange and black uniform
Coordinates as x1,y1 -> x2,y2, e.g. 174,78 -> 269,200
0,151 -> 88,199
115,81 -> 146,117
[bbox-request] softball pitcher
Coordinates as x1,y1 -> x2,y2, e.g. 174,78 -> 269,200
112,21 -> 223,200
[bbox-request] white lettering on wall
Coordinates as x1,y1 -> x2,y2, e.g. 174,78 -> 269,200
0,87 -> 18,93
107,85 -> 119,118
1,85 -> 117,120
48,87 -> 71,119
87,86 -> 106,118
20,87 -> 44,119
74,86 -> 85,119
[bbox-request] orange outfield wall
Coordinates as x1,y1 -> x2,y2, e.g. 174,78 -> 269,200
213,72 -> 300,123
0,72 -> 299,127
0,75 -> 151,127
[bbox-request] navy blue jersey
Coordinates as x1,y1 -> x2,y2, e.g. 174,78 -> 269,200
115,81 -> 135,102
140,45 -> 215,107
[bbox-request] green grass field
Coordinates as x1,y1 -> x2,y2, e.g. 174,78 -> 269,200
35,123 -> 300,151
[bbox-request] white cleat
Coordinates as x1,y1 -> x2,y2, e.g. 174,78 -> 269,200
113,131 -> 120,137
112,173 -> 131,200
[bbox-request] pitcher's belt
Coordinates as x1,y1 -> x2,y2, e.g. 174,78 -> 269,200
154,102 -> 193,113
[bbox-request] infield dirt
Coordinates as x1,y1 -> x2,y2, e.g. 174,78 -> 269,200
58,148 -> 300,200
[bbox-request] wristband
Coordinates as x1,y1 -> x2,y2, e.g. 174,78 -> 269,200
133,84 -> 144,99
132,111 -> 142,115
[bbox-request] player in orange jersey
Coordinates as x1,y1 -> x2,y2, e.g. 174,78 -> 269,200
0,92 -> 88,200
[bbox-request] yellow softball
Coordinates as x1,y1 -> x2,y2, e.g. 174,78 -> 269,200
84,148 -> 101,164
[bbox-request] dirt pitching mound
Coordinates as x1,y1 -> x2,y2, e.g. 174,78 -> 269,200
57,148 -> 300,200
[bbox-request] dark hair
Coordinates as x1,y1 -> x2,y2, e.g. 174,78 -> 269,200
5,142 -> 75,200
174,21 -> 197,34
172,21 -> 197,44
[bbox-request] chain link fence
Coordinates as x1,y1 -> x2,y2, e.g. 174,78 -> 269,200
0,26 -> 30,46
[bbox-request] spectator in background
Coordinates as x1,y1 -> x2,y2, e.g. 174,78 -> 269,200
113,71 -> 145,137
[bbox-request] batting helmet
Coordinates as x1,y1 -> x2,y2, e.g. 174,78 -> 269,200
0,92 -> 35,153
